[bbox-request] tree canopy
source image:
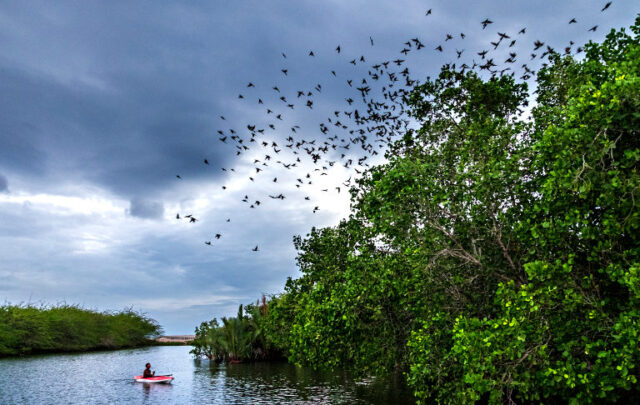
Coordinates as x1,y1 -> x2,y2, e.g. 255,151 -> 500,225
253,17 -> 640,404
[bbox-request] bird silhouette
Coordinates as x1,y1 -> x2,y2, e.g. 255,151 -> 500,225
183,4 -> 618,252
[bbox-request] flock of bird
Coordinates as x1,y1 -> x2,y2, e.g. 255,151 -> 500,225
173,2 -> 617,251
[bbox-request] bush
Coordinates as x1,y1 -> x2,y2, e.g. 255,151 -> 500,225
0,303 -> 161,356
191,299 -> 282,362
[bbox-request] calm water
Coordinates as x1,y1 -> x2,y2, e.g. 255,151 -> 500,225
0,346 -> 415,404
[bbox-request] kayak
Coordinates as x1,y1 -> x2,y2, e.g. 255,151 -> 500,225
134,375 -> 174,384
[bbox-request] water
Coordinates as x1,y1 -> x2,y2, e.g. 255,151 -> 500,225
0,346 -> 415,404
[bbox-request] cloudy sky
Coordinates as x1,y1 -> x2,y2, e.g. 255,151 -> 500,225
0,0 -> 636,334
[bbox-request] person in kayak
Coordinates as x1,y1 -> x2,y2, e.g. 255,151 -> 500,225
143,363 -> 155,378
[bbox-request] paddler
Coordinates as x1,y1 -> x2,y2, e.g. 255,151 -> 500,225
143,363 -> 155,378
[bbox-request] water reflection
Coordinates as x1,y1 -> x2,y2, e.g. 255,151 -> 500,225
193,359 -> 415,404
0,346 -> 414,404
140,380 -> 174,396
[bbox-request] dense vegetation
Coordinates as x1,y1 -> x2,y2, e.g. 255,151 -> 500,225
0,304 -> 161,357
191,297 -> 281,362
195,18 -> 640,403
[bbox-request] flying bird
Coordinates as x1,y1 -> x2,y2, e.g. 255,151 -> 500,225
183,4 -> 599,254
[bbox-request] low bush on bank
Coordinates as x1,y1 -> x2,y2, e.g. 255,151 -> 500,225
0,303 -> 162,356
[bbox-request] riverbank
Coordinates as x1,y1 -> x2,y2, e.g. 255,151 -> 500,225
152,341 -> 193,346
155,335 -> 195,345
0,304 -> 162,357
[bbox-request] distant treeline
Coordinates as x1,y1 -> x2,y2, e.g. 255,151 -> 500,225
0,304 -> 162,357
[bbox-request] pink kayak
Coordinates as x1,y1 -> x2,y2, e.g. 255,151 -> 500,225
134,375 -> 174,384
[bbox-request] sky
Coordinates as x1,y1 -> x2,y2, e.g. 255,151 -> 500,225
0,0 -> 637,334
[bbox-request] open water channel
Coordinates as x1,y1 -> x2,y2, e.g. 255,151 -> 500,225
0,345 -> 415,404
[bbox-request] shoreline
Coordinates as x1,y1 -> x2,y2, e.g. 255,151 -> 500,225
0,340 -> 174,359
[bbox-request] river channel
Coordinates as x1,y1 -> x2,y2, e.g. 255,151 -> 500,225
0,345 -> 416,404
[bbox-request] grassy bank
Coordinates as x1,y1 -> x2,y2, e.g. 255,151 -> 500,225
0,304 -> 162,357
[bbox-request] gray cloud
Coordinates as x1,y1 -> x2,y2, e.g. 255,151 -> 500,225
128,198 -> 164,219
0,0 -> 636,334
0,174 -> 7,192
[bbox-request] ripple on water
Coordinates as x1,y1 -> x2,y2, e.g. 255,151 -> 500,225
0,346 -> 415,404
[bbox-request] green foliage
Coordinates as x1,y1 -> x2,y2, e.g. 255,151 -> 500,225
407,18 -> 640,404
236,16 -> 640,404
0,304 -> 161,356
266,221 -> 421,375
191,299 -> 280,362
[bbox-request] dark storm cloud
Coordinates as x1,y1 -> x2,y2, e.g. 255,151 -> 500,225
0,1 -> 242,198
0,0 -> 634,199
0,0 -> 636,334
128,198 -> 164,219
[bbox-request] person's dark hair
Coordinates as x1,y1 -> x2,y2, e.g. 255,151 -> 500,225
145,363 -> 151,368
